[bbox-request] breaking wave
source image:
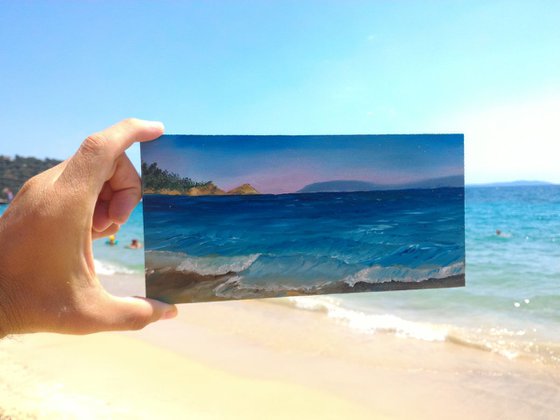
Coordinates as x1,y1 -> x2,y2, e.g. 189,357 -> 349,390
279,296 -> 560,365
344,262 -> 465,286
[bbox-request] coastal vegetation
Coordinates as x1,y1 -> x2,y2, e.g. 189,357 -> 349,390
142,161 -> 258,196
141,161 -> 212,194
0,155 -> 61,196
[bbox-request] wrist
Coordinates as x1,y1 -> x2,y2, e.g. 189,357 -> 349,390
0,261 -> 15,339
0,273 -> 14,338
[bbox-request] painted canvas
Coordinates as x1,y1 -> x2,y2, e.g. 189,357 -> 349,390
140,135 -> 465,304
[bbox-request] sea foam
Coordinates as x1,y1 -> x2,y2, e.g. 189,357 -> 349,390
286,296 -> 449,342
343,262 -> 465,286
94,259 -> 135,276
176,253 -> 261,276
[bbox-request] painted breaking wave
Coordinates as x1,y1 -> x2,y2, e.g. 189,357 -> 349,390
343,262 -> 466,286
145,250 -> 261,275
145,250 -> 464,300
176,253 -> 261,276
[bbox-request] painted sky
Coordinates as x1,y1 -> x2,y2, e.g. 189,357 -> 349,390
1,2 -> 559,183
141,135 -> 463,194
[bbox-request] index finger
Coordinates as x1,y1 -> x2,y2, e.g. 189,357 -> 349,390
80,118 -> 164,163
65,118 -> 164,186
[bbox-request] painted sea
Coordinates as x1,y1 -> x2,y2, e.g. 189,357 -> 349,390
143,188 -> 465,303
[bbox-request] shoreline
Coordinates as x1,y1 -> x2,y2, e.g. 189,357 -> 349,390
1,273 -> 559,419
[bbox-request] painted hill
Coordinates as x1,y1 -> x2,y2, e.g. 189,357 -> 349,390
402,175 -> 464,189
141,161 -> 211,194
227,184 -> 259,195
187,182 -> 226,196
298,175 -> 464,193
141,162 -> 262,196
144,181 -> 260,196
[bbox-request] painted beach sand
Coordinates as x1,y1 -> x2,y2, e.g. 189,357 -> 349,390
141,135 -> 465,304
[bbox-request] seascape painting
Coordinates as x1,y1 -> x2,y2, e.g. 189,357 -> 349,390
141,135 -> 465,304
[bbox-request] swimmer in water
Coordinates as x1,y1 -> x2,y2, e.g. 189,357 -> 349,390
3,187 -> 14,203
496,229 -> 512,238
126,238 -> 142,249
107,234 -> 118,246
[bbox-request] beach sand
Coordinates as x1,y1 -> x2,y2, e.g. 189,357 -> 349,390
1,273 -> 559,419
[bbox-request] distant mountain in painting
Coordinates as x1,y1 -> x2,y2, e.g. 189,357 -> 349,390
299,175 -> 463,193
298,180 -> 382,193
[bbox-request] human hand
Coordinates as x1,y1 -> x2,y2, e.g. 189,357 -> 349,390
0,119 -> 177,337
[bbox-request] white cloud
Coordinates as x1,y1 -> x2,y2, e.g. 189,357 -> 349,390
438,93 -> 560,184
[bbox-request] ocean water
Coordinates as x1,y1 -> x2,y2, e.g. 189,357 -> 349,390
92,204 -> 146,275
142,188 -> 465,301
1,185 -> 558,365
314,185 -> 560,364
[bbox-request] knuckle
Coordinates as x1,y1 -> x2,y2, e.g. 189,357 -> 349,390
81,133 -> 108,156
19,174 -> 40,194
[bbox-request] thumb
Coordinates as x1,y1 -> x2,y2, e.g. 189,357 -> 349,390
95,295 -> 178,332
64,118 -> 164,187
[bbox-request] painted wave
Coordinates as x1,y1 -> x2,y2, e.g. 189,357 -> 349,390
343,262 -> 465,286
368,243 -> 465,268
145,250 -> 261,275
177,253 -> 261,276
145,250 -> 464,302
146,250 -> 462,283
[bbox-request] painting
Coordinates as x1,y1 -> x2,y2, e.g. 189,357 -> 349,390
140,134 -> 465,304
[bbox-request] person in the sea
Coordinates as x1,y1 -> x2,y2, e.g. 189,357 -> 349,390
0,119 -> 178,339
106,234 -> 118,246
2,187 -> 14,203
126,239 -> 142,249
496,229 -> 511,238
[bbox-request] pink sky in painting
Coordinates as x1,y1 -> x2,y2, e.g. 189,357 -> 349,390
142,134 -> 464,194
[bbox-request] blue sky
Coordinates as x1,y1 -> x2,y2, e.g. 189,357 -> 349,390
142,134 -> 463,193
1,1 -> 559,183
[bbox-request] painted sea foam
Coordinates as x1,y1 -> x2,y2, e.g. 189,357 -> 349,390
143,188 -> 465,301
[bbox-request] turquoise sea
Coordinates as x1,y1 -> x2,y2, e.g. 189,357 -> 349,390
1,185 -> 558,365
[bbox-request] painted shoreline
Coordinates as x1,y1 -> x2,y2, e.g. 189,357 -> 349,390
146,270 -> 465,304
